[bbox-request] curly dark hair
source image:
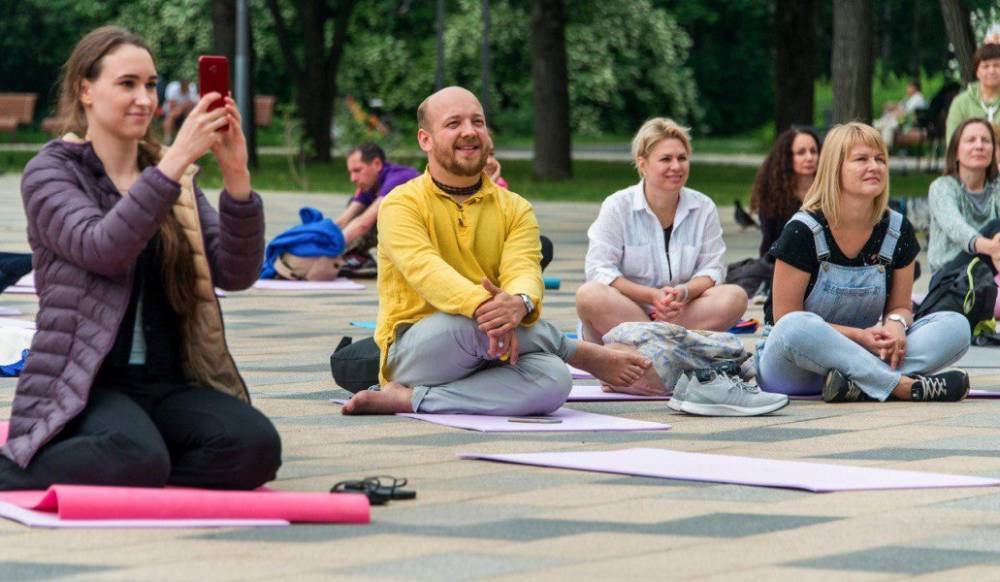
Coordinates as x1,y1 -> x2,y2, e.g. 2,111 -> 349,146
749,126 -> 822,220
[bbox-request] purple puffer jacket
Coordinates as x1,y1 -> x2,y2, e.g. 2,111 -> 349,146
3,138 -> 265,468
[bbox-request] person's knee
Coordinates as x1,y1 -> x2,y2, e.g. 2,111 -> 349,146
770,311 -> 823,344
716,284 -> 749,317
216,413 -> 283,489
921,311 -> 972,351
576,281 -> 612,316
517,355 -> 572,415
98,431 -> 172,487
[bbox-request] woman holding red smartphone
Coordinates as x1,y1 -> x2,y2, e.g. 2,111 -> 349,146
0,26 -> 281,490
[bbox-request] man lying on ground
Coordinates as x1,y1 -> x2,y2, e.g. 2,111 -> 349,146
342,87 -> 650,416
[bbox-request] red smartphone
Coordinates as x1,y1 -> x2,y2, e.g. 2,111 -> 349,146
198,55 -> 230,130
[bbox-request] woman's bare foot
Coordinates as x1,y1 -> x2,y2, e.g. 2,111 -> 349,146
570,342 -> 651,387
342,382 -> 414,415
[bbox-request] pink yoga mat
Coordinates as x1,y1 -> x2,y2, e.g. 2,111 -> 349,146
0,485 -> 369,523
329,401 -> 670,432
0,422 -> 369,527
460,448 -> 1000,493
252,278 -> 365,291
567,385 -> 671,402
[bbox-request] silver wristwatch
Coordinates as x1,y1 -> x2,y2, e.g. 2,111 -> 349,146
517,293 -> 535,315
885,313 -> 909,331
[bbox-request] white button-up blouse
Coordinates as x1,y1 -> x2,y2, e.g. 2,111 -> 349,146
584,181 -> 727,292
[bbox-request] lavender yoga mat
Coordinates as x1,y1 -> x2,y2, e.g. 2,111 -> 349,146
330,401 -> 670,432
0,307 -> 22,316
252,278 -> 365,291
460,448 -> 1000,493
568,364 -> 594,380
567,385 -> 671,402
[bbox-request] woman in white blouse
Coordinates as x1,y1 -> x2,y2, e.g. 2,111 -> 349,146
576,118 -> 748,343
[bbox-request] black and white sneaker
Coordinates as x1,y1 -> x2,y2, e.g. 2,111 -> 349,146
822,369 -> 875,403
910,370 -> 970,402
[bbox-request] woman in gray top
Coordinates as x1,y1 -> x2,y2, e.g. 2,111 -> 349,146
927,118 -> 1000,276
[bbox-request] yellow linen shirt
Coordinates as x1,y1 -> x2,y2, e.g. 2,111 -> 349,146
375,171 -> 544,383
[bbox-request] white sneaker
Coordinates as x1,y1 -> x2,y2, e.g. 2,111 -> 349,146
667,372 -> 690,412
680,369 -> 789,417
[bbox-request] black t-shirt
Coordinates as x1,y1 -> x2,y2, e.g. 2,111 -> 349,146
764,210 -> 920,324
97,233 -> 182,382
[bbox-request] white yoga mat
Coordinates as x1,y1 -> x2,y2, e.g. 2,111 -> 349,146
0,307 -> 22,316
567,385 -> 671,402
252,278 -> 365,291
0,502 -> 289,529
460,448 -> 1000,493
330,400 -> 669,432
8,274 -> 226,296
955,346 -> 1000,369
2,274 -> 35,295
0,318 -> 34,330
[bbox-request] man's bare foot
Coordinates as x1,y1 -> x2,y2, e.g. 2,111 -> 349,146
342,382 -> 415,415
570,342 -> 651,387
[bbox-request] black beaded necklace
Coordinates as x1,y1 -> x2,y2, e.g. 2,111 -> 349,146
432,176 -> 482,197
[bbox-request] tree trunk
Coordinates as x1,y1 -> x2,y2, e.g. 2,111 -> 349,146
774,0 -> 817,134
212,0 -> 257,168
531,0 -> 571,181
938,0 -> 976,84
265,0 -> 355,162
831,0 -> 873,124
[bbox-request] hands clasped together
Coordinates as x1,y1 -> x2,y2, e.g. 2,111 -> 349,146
857,321 -> 907,369
650,284 -> 688,322
474,278 -> 528,365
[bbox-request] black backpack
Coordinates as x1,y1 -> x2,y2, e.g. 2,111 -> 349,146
329,336 -> 381,393
915,253 -> 997,337
725,257 -> 773,297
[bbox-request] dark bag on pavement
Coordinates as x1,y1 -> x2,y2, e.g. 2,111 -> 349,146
914,253 -> 997,337
330,336 -> 381,393
725,257 -> 773,297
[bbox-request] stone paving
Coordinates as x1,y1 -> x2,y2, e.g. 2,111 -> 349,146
0,171 -> 999,580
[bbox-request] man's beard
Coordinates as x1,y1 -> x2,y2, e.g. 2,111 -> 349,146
433,139 -> 487,177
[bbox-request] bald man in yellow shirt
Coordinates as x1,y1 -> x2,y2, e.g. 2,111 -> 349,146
342,87 -> 651,416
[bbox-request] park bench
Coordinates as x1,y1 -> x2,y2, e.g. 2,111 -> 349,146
38,95 -> 276,136
0,93 -> 37,135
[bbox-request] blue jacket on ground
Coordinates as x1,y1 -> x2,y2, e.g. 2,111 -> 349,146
259,207 -> 345,279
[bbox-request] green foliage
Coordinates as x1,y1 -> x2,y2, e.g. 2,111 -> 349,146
659,0 -> 773,136
337,0 -> 700,139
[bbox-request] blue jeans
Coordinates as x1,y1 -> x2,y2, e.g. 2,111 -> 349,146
757,311 -> 970,400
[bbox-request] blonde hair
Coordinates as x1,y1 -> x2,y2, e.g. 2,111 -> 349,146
801,122 -> 889,226
631,117 -> 691,176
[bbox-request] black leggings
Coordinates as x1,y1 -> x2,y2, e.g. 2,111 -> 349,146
0,382 -> 282,491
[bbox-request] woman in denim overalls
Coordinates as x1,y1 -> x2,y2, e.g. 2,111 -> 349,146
757,123 -> 971,402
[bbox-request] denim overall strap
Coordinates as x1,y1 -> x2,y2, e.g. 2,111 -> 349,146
876,209 -> 903,264
795,212 -> 890,329
789,211 -> 829,260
